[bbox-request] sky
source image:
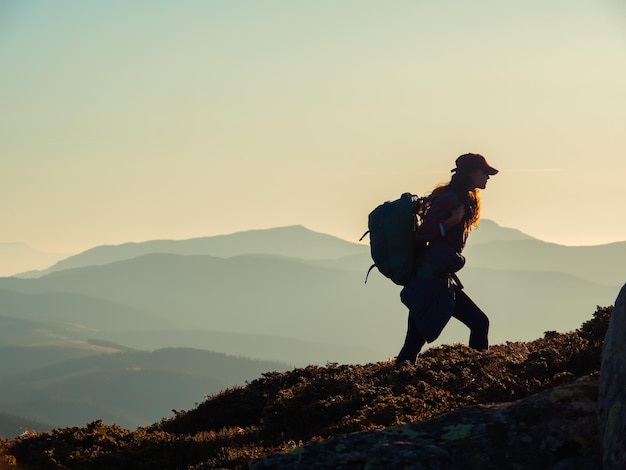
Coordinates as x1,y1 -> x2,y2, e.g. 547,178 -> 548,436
1,1 -> 625,254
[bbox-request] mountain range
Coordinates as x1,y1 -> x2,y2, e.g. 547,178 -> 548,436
3,222 -> 621,354
0,221 -> 622,433
13,225 -> 367,278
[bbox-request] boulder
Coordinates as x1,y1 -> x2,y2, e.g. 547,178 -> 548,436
598,283 -> 626,469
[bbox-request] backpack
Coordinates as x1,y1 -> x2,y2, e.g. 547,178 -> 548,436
360,192 -> 429,285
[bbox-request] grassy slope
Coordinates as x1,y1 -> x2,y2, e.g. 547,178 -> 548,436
0,305 -> 611,470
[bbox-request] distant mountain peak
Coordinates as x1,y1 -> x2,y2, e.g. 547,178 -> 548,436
468,219 -> 536,245
20,225 -> 368,278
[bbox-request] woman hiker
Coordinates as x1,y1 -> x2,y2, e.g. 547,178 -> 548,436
395,153 -> 498,364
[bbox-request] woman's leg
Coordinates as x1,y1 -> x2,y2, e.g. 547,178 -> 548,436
396,316 -> 426,364
451,288 -> 489,350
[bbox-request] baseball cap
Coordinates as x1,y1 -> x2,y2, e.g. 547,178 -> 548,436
453,153 -> 498,175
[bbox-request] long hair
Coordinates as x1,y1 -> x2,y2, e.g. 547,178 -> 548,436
428,170 -> 481,238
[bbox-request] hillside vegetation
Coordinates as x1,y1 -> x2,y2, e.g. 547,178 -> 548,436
0,305 -> 611,469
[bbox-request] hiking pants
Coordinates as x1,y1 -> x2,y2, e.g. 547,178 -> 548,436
396,281 -> 489,364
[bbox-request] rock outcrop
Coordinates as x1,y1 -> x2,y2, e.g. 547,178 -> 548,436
598,283 -> 626,470
250,376 -> 600,470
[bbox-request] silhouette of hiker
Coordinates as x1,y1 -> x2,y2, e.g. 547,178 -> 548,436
396,153 -> 498,364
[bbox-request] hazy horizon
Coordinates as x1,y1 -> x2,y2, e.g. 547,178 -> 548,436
4,216 -> 626,251
2,218 -> 626,278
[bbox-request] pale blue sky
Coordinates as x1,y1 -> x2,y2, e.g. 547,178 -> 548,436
1,1 -> 625,253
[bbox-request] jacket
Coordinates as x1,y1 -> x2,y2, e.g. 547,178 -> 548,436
415,190 -> 467,277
